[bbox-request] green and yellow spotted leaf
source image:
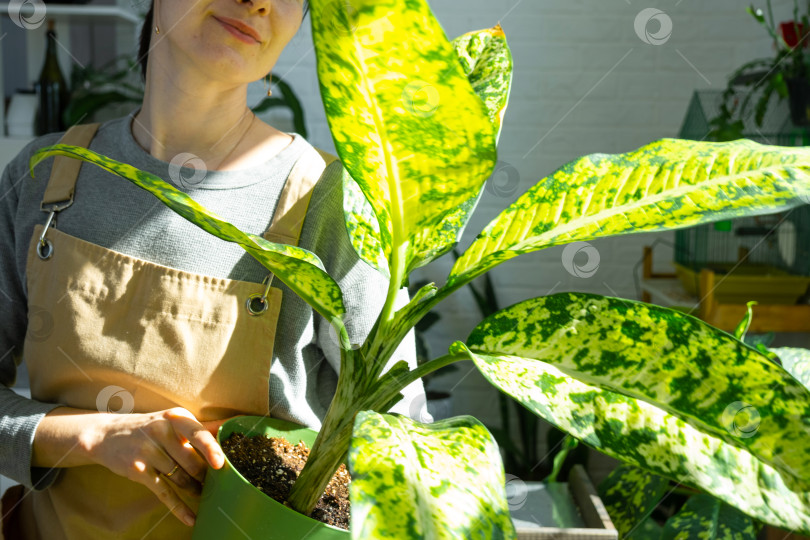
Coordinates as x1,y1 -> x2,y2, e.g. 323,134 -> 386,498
464,293 -> 810,490
348,411 -> 516,540
452,24 -> 512,141
28,144 -> 346,321
405,24 -> 514,273
661,494 -> 757,540
448,139 -> 810,289
309,0 -> 498,285
339,24 -> 513,276
774,347 -> 810,391
341,168 -> 388,278
597,464 -> 668,537
451,342 -> 810,533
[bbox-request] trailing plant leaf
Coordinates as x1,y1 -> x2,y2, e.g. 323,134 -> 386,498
447,139 -> 810,290
463,293 -> 810,487
661,494 -> 757,540
453,341 -> 810,533
598,464 -> 668,537
309,0 -> 498,285
28,145 -> 346,321
348,411 -> 516,540
773,347 -> 810,390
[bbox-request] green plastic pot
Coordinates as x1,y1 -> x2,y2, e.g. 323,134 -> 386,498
191,416 -> 351,540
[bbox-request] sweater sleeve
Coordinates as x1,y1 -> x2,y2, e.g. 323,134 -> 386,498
310,162 -> 431,422
0,150 -> 66,491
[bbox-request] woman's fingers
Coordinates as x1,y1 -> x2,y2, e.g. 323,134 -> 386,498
164,409 -> 226,470
139,463 -> 197,527
162,435 -> 208,486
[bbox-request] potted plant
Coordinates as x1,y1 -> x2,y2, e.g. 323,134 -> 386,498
710,0 -> 810,140
595,305 -> 810,537
27,0 -> 810,537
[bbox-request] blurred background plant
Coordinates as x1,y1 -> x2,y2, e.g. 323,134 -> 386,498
710,0 -> 810,141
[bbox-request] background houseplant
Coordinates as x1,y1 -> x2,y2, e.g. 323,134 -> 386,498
27,0 -> 810,537
711,0 -> 810,140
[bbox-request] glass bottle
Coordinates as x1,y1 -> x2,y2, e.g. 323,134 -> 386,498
35,19 -> 71,135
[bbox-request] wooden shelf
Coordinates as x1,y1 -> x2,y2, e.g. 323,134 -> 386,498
640,247 -> 810,333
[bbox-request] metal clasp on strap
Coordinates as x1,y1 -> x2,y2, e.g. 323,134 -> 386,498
37,211 -> 57,260
246,274 -> 274,316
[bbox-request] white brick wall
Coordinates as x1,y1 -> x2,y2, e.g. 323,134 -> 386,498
271,0 -> 808,485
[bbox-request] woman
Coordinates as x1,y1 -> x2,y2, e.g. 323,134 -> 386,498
0,0 -> 426,537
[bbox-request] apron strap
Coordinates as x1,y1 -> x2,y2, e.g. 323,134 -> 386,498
40,123 -> 102,212
262,146 -> 338,247
39,122 -> 338,249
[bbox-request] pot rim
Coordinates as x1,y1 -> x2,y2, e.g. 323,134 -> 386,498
214,415 -> 351,535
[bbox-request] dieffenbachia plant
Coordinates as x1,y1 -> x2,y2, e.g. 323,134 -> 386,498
595,340 -> 810,539
28,0 -> 810,537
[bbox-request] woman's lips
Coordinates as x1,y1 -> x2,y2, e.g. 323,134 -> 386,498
215,17 -> 259,45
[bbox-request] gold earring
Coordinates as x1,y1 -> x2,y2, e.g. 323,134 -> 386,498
155,24 -> 159,34
264,76 -> 272,97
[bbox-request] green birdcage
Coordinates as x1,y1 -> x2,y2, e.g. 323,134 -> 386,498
674,90 -> 810,304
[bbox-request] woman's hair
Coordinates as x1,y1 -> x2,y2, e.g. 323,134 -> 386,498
138,1 -> 310,83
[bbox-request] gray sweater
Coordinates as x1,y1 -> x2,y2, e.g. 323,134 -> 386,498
0,106 -> 426,491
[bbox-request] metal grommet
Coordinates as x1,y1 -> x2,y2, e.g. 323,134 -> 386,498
245,274 -> 274,316
37,238 -> 53,260
246,294 -> 269,316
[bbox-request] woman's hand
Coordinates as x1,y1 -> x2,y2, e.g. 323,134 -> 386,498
33,406 -> 231,527
85,407 -> 228,526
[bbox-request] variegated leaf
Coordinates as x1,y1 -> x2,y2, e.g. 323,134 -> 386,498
661,494 -> 757,540
342,168 -> 389,277
597,464 -> 668,537
448,139 -> 810,289
348,411 -> 516,540
452,23 -> 512,140
339,23 -> 514,277
407,25 -> 514,273
774,347 -> 810,391
29,145 -> 346,321
464,293 -> 810,490
309,0 -> 498,285
452,343 -> 810,533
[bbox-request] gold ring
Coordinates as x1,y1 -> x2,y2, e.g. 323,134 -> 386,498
165,464 -> 180,478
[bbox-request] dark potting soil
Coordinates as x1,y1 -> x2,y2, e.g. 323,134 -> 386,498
221,432 -> 351,530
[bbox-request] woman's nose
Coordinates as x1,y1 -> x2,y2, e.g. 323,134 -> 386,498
237,0 -> 272,16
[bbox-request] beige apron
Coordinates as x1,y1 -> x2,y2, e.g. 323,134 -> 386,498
1,122 -> 336,539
